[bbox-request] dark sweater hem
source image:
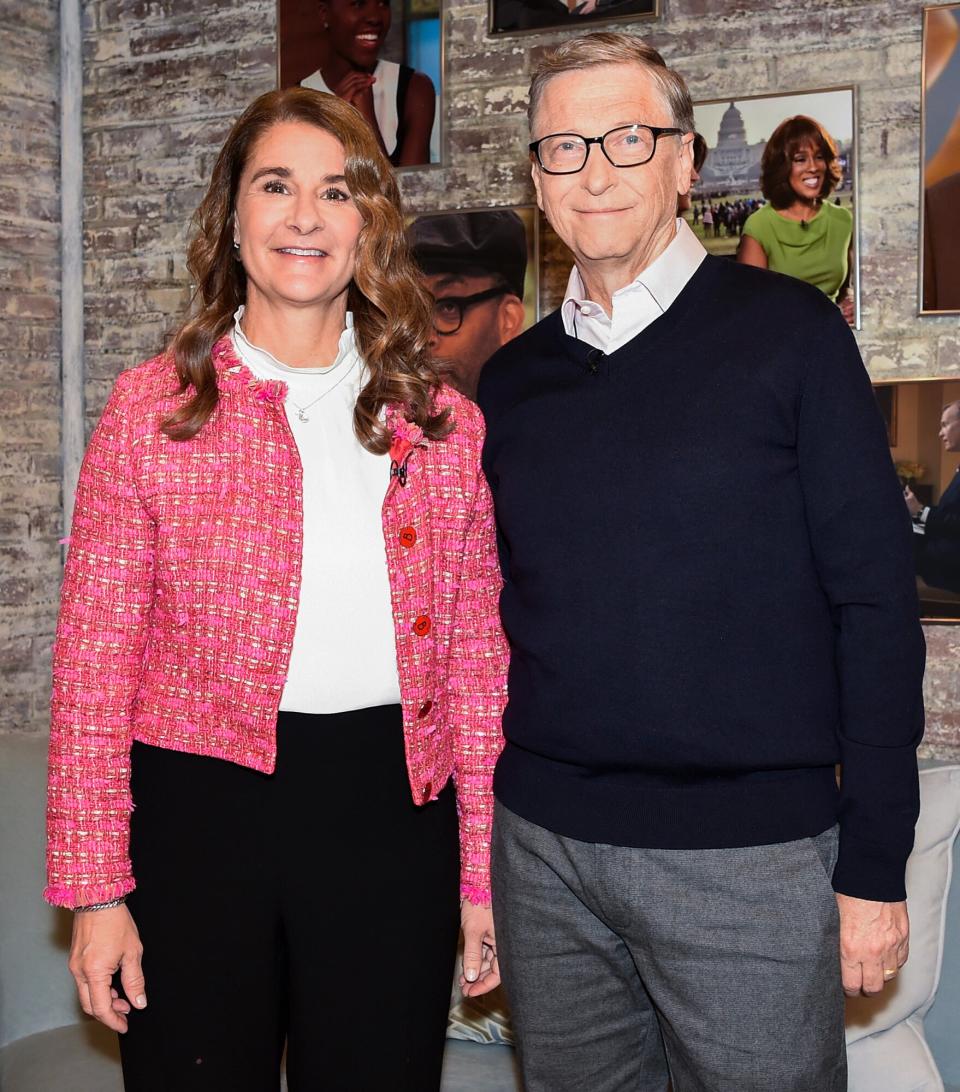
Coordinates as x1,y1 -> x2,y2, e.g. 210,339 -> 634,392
494,743 -> 839,850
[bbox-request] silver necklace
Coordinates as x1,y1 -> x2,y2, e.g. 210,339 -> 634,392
287,354 -> 360,422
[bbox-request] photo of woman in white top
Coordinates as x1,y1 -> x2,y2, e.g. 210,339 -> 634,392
300,0 -> 437,168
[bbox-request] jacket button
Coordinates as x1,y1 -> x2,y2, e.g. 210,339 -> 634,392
413,615 -> 431,636
399,526 -> 417,548
422,781 -> 432,801
417,700 -> 433,718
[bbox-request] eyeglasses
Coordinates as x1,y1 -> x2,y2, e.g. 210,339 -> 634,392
431,286 -> 508,335
529,124 -> 686,175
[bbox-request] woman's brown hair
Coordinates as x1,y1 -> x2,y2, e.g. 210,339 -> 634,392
163,87 -> 450,451
759,115 -> 843,210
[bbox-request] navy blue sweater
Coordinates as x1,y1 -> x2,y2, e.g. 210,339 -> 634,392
477,256 -> 925,903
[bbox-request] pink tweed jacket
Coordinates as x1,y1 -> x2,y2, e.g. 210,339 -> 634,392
45,336 -> 508,909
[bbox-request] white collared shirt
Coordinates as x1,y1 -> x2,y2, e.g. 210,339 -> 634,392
561,218 -> 707,353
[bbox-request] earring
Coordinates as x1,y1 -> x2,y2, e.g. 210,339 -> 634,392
233,240 -> 240,250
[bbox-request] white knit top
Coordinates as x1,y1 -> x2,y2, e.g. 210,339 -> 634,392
230,308 -> 401,714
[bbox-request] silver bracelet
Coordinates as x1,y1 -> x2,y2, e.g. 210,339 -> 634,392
74,896 -> 126,913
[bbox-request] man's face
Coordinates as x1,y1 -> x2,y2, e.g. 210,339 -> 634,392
531,64 -> 693,278
939,404 -> 960,452
424,271 -> 522,399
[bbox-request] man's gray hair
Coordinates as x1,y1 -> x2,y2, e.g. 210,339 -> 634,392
528,32 -> 695,135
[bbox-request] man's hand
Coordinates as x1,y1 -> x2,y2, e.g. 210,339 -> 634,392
459,900 -> 500,998
904,486 -> 923,518
68,903 -> 146,1033
836,894 -> 909,997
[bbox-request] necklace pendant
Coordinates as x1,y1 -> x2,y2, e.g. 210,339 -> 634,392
297,408 -> 310,423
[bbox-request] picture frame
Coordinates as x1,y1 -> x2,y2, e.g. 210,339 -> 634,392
488,0 -> 656,38
872,378 -> 960,623
405,205 -> 540,395
277,0 -> 444,170
687,86 -> 861,328
920,3 -> 960,314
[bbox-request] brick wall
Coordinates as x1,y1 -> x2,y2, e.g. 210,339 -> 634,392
0,1 -> 61,734
5,0 -> 959,750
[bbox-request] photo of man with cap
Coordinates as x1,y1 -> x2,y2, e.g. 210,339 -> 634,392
408,209 -> 530,400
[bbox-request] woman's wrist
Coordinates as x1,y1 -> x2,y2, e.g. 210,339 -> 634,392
74,896 -> 127,914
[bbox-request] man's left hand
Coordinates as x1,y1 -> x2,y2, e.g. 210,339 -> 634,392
837,894 -> 909,996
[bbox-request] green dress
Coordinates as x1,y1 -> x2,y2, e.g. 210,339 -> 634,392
742,201 -> 852,301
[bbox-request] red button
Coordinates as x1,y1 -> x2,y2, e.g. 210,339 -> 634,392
421,781 -> 433,802
399,526 -> 417,548
413,615 -> 431,637
417,700 -> 433,718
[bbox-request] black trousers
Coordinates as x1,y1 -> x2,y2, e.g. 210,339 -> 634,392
117,706 -> 461,1092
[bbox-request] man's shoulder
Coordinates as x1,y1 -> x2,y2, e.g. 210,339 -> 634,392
477,311 -> 565,401
702,254 -> 841,322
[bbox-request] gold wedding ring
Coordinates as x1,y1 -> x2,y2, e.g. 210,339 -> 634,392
883,968 -> 898,978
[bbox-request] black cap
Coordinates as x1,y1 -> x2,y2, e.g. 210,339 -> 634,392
407,210 -> 528,299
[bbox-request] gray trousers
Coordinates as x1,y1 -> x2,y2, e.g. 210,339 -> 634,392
492,802 -> 847,1092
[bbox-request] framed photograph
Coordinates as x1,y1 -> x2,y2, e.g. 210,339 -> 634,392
405,206 -> 539,399
686,87 -> 861,327
277,0 -> 443,169
873,378 -> 960,622
489,0 -> 656,37
920,3 -> 960,313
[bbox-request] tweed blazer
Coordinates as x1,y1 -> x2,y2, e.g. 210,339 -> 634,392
45,337 -> 508,909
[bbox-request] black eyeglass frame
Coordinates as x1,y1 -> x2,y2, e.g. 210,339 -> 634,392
430,286 -> 510,335
529,124 -> 688,174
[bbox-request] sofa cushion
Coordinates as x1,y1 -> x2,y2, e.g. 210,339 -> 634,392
846,765 -> 960,1090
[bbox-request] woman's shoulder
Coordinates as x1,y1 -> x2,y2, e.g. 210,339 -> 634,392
742,203 -> 773,235
108,351 -> 179,410
823,200 -> 853,224
432,385 -> 485,451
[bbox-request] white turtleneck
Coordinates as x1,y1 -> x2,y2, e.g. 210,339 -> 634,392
231,307 -> 401,714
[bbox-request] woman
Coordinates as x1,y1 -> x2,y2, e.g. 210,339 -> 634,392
738,115 -> 854,320
301,0 -> 435,168
45,87 -> 506,1091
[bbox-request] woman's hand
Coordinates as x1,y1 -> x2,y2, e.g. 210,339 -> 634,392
331,72 -> 378,127
459,900 -> 500,998
68,903 -> 146,1033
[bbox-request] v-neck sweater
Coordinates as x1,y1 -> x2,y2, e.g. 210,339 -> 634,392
477,255 -> 925,903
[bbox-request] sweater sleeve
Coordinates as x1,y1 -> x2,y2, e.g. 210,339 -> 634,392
446,423 -> 509,907
45,372 -> 156,909
795,307 -> 925,903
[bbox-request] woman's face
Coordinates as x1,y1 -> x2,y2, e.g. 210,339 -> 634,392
788,139 -> 828,203
233,120 -> 364,314
323,0 -> 391,70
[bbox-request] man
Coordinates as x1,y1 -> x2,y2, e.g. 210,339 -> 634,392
408,210 -> 527,400
906,400 -> 960,593
478,33 -> 925,1092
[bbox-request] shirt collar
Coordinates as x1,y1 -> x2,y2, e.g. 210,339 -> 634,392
231,304 -> 357,377
561,218 -> 707,334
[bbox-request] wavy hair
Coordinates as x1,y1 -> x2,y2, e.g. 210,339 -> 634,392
760,115 -> 843,210
163,87 -> 450,451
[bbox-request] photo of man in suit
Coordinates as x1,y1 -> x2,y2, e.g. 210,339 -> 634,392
906,400 -> 960,593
